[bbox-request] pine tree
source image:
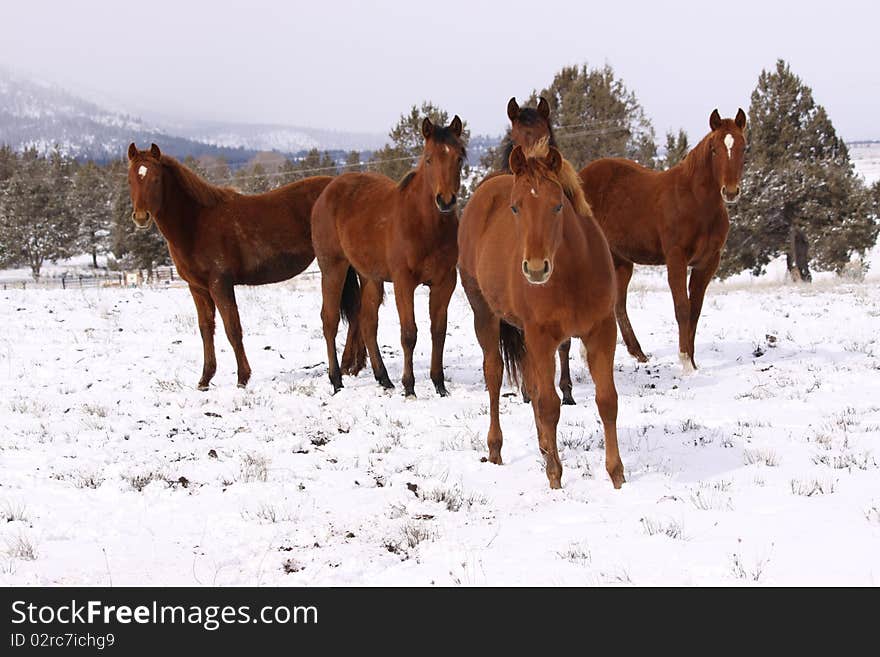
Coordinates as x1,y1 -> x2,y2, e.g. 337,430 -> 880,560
719,60 -> 878,280
343,150 -> 363,173
0,148 -> 78,279
661,129 -> 689,170
70,160 -> 114,268
531,64 -> 657,169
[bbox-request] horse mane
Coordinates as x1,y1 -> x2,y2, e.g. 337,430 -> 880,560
522,138 -> 593,218
679,132 -> 713,179
160,155 -> 237,207
398,171 -> 417,190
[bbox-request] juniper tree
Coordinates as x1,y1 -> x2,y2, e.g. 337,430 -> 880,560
0,148 -> 77,279
661,129 -> 690,170
720,60 -> 877,280
529,64 -> 657,170
70,160 -> 114,268
343,150 -> 363,173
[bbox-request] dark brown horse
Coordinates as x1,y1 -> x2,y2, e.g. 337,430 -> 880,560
459,140 -> 623,489
579,109 -> 747,371
499,97 -> 592,405
311,117 -> 465,397
127,143 -> 358,389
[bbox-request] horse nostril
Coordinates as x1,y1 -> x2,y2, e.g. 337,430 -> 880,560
543,260 -> 550,274
522,261 -> 529,275
449,195 -> 456,206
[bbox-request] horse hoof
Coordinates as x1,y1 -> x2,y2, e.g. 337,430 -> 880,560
608,466 -> 626,489
548,478 -> 562,490
561,393 -> 576,406
377,376 -> 394,390
488,451 -> 502,465
434,382 -> 450,397
521,393 -> 531,404
679,353 -> 697,375
197,383 -> 209,392
404,391 -> 417,400
237,382 -> 247,389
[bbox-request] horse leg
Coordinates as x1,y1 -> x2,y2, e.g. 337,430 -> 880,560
428,269 -> 456,397
582,314 -> 624,488
557,339 -> 575,405
614,257 -> 648,362
392,273 -> 419,398
524,330 -> 563,489
189,284 -> 216,390
208,276 -> 251,388
665,249 -> 693,374
318,257 -> 348,393
360,277 -> 393,389
686,251 -> 721,370
461,274 -> 503,464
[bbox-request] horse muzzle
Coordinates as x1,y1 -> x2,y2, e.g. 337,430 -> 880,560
522,258 -> 552,285
131,210 -> 153,229
721,185 -> 741,205
436,194 -> 457,214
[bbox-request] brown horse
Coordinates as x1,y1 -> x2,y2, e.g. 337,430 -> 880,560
127,143 -> 358,389
579,109 -> 747,371
499,97 -> 592,405
311,116 -> 465,397
459,140 -> 623,489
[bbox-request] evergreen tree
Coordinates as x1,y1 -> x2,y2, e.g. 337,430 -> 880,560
719,60 -> 878,280
661,129 -> 689,170
343,150 -> 363,173
70,160 -> 114,268
0,148 -> 77,279
531,64 -> 657,169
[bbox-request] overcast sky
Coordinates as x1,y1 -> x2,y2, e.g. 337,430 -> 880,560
2,0 -> 877,142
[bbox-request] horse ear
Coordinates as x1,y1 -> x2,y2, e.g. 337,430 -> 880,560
546,146 -> 563,174
128,143 -> 138,160
507,97 -> 520,122
449,115 -> 463,137
735,108 -> 747,130
537,97 -> 550,121
709,109 -> 722,131
509,145 -> 527,176
421,117 -> 434,140
150,143 -> 161,159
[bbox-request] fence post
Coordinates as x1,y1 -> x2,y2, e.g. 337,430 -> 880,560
62,276 -> 66,290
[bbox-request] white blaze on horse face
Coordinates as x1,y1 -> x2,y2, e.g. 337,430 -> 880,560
724,134 -> 734,160
138,165 -> 148,179
530,188 -> 538,198
444,145 -> 450,154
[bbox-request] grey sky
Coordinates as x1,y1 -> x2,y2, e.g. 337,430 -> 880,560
2,0 -> 877,142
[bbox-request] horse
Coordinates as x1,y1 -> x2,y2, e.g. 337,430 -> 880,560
496,97 -> 593,405
310,116 -> 465,398
126,143 -> 360,389
578,109 -> 747,371
459,140 -> 623,489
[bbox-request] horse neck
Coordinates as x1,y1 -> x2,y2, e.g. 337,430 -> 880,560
677,137 -> 721,209
399,166 -> 443,226
154,165 -> 199,250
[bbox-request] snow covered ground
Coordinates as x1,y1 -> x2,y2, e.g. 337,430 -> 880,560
2,269 -> 879,586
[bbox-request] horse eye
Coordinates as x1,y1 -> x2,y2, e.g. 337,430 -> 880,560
553,203 -> 563,214
510,205 -> 519,215
426,157 -> 432,165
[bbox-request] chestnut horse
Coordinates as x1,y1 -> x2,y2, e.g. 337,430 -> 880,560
579,109 -> 747,371
497,97 -> 592,405
459,141 -> 623,489
127,143 -> 359,389
311,117 -> 465,397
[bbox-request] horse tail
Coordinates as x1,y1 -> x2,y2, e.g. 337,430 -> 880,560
560,159 -> 593,219
499,321 -> 526,385
339,266 -> 361,325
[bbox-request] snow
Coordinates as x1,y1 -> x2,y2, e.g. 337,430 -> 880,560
2,269 -> 879,586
